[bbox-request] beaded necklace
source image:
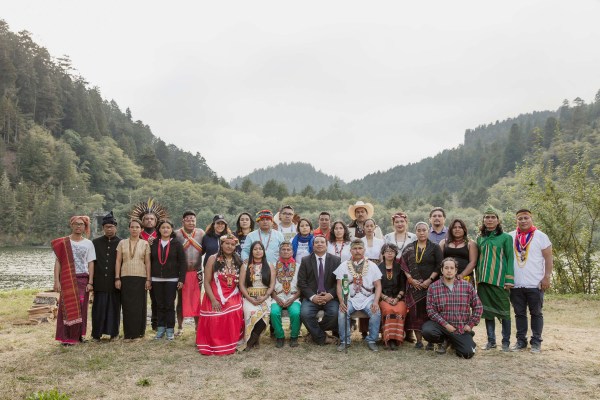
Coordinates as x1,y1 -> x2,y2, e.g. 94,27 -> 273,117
158,239 -> 171,265
334,241 -> 345,256
415,241 -> 427,264
258,229 -> 272,252
347,259 -> 368,292
128,238 -> 139,260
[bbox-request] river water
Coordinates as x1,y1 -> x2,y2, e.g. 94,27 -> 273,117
0,247 -> 56,290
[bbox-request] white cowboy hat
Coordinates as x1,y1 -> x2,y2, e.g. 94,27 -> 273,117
348,201 -> 374,220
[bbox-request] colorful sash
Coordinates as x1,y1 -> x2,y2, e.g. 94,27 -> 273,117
51,237 -> 82,326
140,230 -> 157,241
515,226 -> 537,264
179,228 -> 202,252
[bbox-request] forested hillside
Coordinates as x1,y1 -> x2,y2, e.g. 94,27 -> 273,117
0,20 -> 216,184
231,162 -> 343,192
347,98 -> 600,207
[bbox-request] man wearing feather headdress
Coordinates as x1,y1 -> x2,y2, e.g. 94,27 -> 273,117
130,198 -> 169,331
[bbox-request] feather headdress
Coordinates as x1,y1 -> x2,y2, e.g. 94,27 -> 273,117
129,198 -> 169,221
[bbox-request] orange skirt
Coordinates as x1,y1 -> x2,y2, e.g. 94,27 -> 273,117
379,300 -> 407,344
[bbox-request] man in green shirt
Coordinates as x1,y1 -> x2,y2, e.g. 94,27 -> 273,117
476,207 -> 514,352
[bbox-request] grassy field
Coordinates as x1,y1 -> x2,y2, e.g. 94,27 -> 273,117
0,290 -> 599,400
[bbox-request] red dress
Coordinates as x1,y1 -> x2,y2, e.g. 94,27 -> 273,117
196,272 -> 243,355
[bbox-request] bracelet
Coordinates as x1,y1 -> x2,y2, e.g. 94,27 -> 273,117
115,277 -> 121,280
87,283 -> 93,286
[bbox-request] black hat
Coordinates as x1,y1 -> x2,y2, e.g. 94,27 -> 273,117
213,214 -> 226,224
102,211 -> 117,226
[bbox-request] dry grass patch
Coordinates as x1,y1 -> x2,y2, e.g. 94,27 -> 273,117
0,291 -> 598,399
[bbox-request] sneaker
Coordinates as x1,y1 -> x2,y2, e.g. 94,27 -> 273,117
337,343 -> 350,352
511,343 -> 527,352
166,328 -> 175,341
483,342 -> 497,350
502,343 -> 510,352
367,342 -> 379,352
425,342 -> 434,351
276,338 -> 284,348
530,343 -> 541,354
154,327 -> 166,340
289,338 -> 299,348
175,327 -> 184,337
436,340 -> 448,354
415,341 -> 424,349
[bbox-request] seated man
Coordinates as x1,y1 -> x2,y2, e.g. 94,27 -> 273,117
335,239 -> 382,352
423,257 -> 483,359
297,235 -> 341,346
270,241 -> 302,348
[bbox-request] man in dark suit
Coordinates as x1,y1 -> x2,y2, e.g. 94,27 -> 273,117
298,234 -> 341,345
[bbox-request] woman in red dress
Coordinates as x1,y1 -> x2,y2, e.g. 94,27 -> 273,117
196,234 -> 244,355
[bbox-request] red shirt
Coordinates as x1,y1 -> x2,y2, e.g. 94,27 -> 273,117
313,227 -> 330,239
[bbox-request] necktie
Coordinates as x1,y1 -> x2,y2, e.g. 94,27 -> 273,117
318,257 -> 325,293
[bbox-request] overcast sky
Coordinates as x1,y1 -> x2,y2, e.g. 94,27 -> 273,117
4,1 -> 600,182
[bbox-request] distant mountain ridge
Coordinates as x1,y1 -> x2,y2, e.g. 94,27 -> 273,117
230,162 -> 344,192
229,97 -> 600,208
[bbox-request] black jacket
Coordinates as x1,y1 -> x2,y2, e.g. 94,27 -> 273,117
150,238 -> 187,283
297,253 -> 341,299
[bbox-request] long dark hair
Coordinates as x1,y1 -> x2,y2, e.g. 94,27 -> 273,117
235,212 -> 254,236
447,219 -> 469,244
479,217 -> 503,236
329,220 -> 350,243
214,240 -> 243,273
245,241 -> 271,287
206,221 -> 231,237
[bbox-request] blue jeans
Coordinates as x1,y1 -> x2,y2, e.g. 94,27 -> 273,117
338,299 -> 381,344
510,288 -> 544,346
485,318 -> 511,346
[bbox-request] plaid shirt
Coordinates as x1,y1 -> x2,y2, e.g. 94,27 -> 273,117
426,278 -> 483,333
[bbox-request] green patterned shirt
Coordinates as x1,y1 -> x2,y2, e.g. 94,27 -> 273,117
476,231 -> 514,287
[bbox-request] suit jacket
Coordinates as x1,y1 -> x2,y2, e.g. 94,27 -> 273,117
298,252 -> 341,299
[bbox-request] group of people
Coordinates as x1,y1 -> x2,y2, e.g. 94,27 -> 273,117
51,200 -> 553,359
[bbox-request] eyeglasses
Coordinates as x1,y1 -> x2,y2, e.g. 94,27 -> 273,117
281,212 -> 293,216
72,222 -> 85,227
